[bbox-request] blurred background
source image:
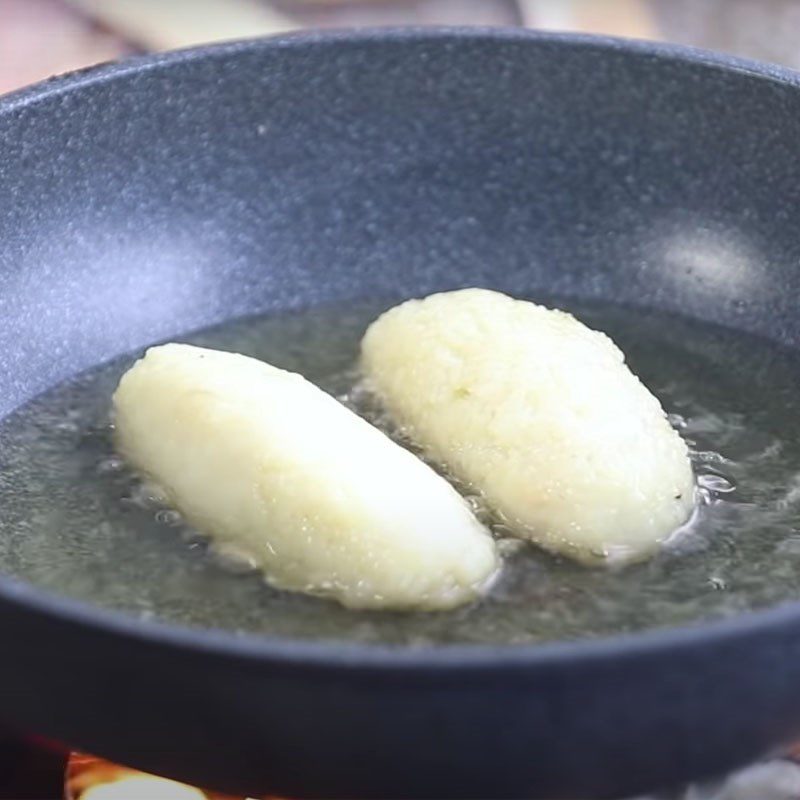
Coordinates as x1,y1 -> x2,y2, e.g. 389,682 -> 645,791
3,0 -> 800,96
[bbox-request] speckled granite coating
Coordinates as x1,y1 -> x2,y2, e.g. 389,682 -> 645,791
2,30 -> 800,415
1,29 -> 800,800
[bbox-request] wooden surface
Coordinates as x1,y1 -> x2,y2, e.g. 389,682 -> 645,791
0,0 -> 133,95
68,0 -> 297,50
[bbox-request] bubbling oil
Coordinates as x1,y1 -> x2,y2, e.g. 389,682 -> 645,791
0,300 -> 799,645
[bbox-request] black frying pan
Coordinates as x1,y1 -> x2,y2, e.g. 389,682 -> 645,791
2,28 -> 800,800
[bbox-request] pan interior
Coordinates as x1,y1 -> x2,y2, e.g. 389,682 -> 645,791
0,297 -> 797,645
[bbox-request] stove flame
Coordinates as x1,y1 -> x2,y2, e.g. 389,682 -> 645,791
65,752 -> 263,800
80,774 -> 207,800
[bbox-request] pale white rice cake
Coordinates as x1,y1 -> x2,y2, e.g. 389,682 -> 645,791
362,289 -> 695,564
113,343 -> 498,609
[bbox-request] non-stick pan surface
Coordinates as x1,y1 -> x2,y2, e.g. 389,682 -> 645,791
2,28 -> 800,800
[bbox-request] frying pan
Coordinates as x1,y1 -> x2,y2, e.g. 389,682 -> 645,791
1,27 -> 800,800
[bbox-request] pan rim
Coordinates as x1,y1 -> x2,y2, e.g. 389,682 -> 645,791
1,25 -> 800,670
2,24 -> 798,114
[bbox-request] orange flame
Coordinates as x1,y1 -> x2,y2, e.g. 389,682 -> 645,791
65,752 -> 277,800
